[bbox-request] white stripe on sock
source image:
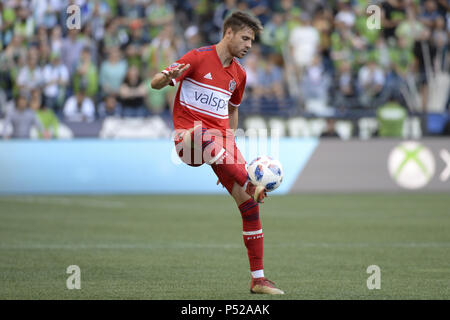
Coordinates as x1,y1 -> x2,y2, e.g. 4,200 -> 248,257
251,270 -> 264,278
243,229 -> 263,236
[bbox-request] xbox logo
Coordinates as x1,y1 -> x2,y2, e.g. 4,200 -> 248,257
388,141 -> 435,189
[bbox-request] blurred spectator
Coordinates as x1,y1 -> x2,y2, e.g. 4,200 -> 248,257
0,2 -> 15,50
357,58 -> 386,108
333,60 -> 358,111
331,5 -> 367,70
247,0 -> 270,25
334,1 -> 355,29
254,54 -> 285,102
212,0 -> 237,43
123,19 -> 149,69
184,25 -> 205,53
143,23 -> 177,114
381,0 -> 406,41
97,94 -> 122,119
299,0 -> 324,16
0,89 -> 6,118
99,46 -> 127,96
431,16 -> 448,72
386,37 -> 415,103
0,34 -> 26,99
419,0 -> 441,29
373,37 -> 391,71
436,0 -> 450,18
301,55 -> 331,106
312,7 -> 334,71
395,5 -> 426,50
63,87 -> 96,122
119,65 -> 147,117
260,12 -> 288,55
144,24 -> 178,71
354,3 -> 380,47
330,16 -> 354,68
31,0 -> 61,29
126,18 -> 149,49
376,99 -> 407,137
30,88 -> 58,139
101,18 -> 124,53
2,93 -> 46,139
80,23 -> 99,65
73,47 -> 99,98
42,52 -> 69,113
50,25 -> 64,56
146,65 -> 175,115
13,4 -> 34,41
235,1 -> 252,18
35,26 -> 48,48
87,0 -> 111,42
320,118 -> 339,138
274,0 -> 301,25
119,0 -> 145,20
0,34 -> 26,70
61,29 -> 85,76
289,12 -> 320,72
38,40 -> 51,68
242,51 -> 260,99
146,0 -> 175,39
16,46 -> 42,96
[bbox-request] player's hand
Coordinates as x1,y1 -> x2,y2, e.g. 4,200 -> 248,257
164,63 -> 190,81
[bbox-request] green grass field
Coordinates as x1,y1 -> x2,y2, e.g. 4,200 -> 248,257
0,194 -> 449,300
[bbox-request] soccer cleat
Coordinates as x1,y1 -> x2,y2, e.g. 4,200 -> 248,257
245,182 -> 267,203
250,277 -> 284,295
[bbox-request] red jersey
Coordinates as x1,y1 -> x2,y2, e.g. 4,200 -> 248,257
163,45 -> 246,135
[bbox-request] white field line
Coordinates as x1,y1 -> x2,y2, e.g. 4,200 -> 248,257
0,197 -> 128,209
1,242 -> 450,250
0,243 -> 241,250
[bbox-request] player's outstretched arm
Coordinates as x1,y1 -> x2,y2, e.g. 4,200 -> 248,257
150,63 -> 190,90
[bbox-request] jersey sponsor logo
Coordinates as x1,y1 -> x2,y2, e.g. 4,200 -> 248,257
194,91 -> 227,111
180,78 -> 231,119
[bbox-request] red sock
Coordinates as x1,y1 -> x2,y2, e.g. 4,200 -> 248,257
238,198 -> 264,272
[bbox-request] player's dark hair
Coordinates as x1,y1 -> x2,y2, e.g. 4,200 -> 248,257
222,11 -> 263,37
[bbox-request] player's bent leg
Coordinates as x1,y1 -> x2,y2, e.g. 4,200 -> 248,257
180,126 -> 266,203
176,126 -> 282,294
231,181 -> 251,206
232,182 -> 284,295
208,150 -> 267,203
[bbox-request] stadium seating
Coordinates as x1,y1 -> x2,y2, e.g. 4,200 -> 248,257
286,117 -> 311,137
267,117 -> 287,137
99,116 -> 172,139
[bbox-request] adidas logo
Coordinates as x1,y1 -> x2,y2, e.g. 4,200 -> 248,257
204,72 -> 213,80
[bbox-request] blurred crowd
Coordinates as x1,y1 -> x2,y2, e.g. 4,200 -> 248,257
0,0 -> 449,139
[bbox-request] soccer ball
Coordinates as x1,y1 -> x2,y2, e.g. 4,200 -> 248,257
247,156 -> 284,192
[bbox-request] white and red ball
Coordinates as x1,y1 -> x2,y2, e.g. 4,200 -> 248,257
247,156 -> 284,192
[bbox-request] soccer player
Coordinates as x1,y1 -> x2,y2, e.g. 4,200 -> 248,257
151,11 -> 284,295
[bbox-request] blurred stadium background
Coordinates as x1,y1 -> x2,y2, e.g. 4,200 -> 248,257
0,0 -> 449,138
0,0 -> 449,300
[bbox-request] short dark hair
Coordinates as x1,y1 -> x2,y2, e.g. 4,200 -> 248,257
222,11 -> 263,38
